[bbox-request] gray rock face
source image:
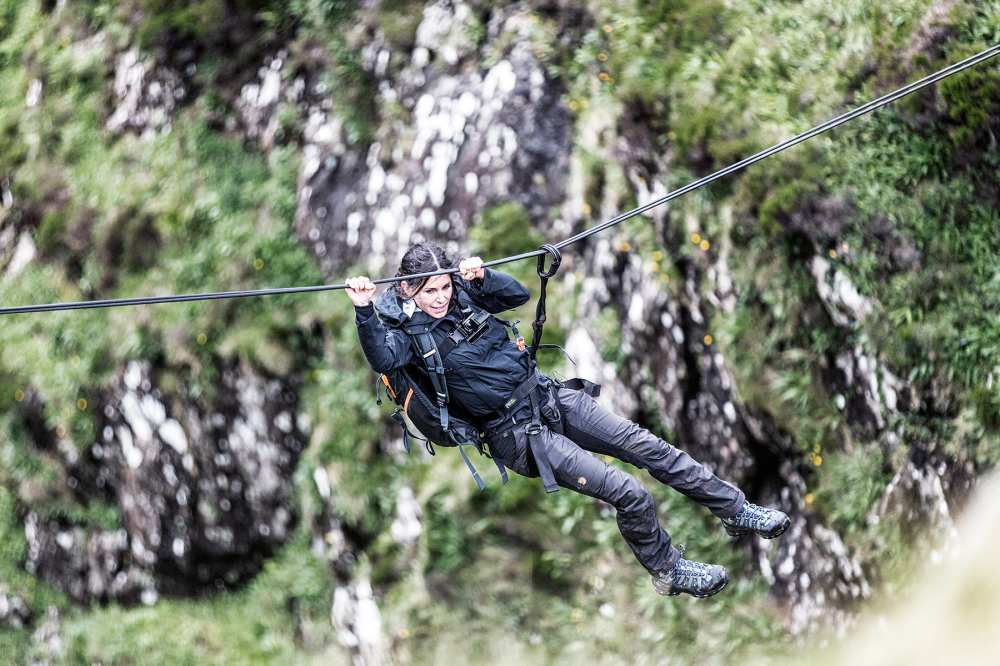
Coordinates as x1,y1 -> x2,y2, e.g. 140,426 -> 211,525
331,579 -> 388,666
0,592 -> 33,629
0,179 -> 38,279
25,359 -> 306,603
235,49 -> 299,150
25,516 -> 150,605
106,48 -> 188,138
311,466 -> 389,665
31,606 -> 63,665
295,1 -> 572,277
873,452 -> 968,556
765,462 -> 872,636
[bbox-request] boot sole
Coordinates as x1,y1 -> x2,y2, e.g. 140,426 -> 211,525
667,575 -> 729,599
725,516 -> 791,540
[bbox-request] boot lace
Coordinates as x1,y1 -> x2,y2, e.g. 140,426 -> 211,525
730,502 -> 772,531
668,546 -> 713,586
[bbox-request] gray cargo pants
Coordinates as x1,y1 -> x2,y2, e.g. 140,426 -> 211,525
484,381 -> 745,574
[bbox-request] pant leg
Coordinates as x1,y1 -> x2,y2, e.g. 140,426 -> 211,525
486,423 -> 680,574
552,386 -> 745,518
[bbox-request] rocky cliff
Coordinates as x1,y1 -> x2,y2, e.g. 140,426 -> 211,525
1,1 -> 997,664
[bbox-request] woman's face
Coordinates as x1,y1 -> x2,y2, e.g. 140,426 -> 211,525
402,274 -> 453,318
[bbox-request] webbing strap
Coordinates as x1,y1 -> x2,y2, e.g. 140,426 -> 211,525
458,445 -> 486,491
503,372 -> 540,411
493,457 -> 509,485
526,389 -> 558,493
529,244 -> 562,362
413,332 -> 450,431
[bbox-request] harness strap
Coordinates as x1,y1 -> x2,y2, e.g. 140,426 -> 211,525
458,445 -> 486,491
530,244 -> 562,361
503,372 -> 540,411
526,388 -> 559,493
493,457 -> 509,484
413,331 -> 450,419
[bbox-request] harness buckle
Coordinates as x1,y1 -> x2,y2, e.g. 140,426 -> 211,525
525,422 -> 543,436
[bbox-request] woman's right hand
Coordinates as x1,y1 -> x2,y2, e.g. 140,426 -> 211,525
345,276 -> 377,307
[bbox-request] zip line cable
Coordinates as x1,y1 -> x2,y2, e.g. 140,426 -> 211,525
2,43 -> 998,317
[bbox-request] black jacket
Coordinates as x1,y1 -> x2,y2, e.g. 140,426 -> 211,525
354,269 -> 532,422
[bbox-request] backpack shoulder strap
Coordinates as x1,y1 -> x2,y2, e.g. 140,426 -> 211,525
407,328 -> 451,431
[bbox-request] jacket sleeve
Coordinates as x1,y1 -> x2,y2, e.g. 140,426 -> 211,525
354,304 -> 416,373
457,268 -> 531,313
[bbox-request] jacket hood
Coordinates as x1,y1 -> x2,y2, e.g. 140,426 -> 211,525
372,288 -> 410,328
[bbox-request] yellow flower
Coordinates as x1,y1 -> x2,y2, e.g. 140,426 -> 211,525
617,241 -> 632,253
700,239 -> 711,252
602,24 -> 613,34
703,334 -> 714,346
652,250 -> 664,262
804,493 -> 814,506
691,232 -> 702,244
76,398 -> 88,411
597,52 -> 608,62
197,333 -> 208,345
828,248 -> 838,259
811,453 -> 823,467
14,388 -> 25,402
598,72 -> 610,82
254,258 -> 265,271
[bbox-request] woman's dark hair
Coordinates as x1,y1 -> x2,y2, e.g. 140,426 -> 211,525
396,242 -> 456,299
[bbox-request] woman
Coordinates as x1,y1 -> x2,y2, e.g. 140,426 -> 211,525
346,242 -> 789,598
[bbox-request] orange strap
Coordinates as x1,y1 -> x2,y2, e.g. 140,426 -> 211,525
380,374 -> 397,400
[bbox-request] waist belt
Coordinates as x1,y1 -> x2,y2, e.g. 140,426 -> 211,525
484,371 -> 559,494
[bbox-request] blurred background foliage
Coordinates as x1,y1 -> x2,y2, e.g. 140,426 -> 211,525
0,0 -> 998,663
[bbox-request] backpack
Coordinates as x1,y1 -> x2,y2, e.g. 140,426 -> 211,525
371,286 -> 508,490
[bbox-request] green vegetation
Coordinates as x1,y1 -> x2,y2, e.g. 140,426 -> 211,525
1,0 -> 998,663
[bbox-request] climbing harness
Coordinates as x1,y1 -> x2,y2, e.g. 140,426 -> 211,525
1,43 -> 997,317
477,241 -> 601,493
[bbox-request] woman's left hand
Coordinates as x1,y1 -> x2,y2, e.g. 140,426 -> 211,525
459,257 -> 486,281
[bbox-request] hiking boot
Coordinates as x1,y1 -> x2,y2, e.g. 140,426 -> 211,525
721,501 -> 790,539
651,555 -> 729,598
